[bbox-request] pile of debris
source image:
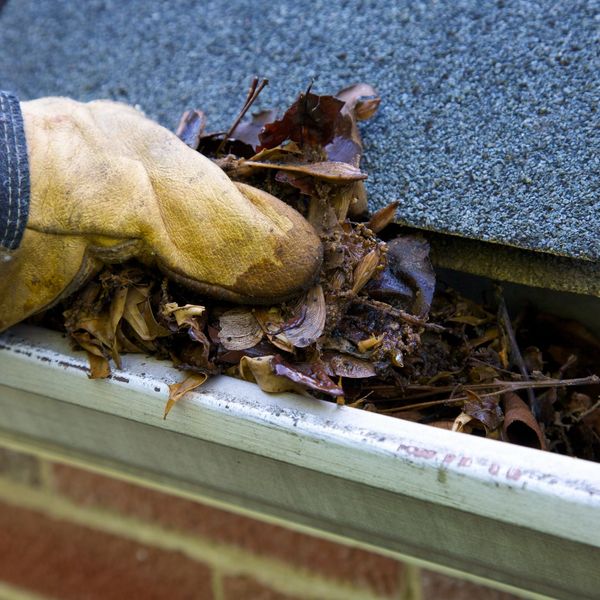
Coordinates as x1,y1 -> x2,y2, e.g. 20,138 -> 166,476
40,81 -> 599,461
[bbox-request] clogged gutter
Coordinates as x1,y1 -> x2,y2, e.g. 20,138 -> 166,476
36,81 -> 600,462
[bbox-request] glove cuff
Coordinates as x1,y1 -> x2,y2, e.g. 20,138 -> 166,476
0,91 -> 30,251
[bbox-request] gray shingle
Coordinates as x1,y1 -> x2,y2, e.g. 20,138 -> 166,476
1,0 -> 598,261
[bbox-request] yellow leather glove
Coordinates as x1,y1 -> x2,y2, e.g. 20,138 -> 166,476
0,96 -> 322,332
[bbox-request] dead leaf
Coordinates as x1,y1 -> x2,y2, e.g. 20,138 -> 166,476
463,390 -> 504,432
367,202 -> 399,234
249,141 -> 303,163
322,352 -> 376,378
163,303 -> 205,326
502,392 -> 547,450
239,355 -> 305,394
86,352 -> 111,379
357,334 -> 384,354
218,308 -> 263,350
366,235 -> 435,317
175,109 -> 206,149
335,83 -> 381,120
244,160 -> 366,182
259,91 -> 344,149
271,355 -> 344,397
352,248 -> 381,294
165,373 -> 208,418
452,412 -> 478,433
123,287 -> 161,341
231,109 -> 278,150
280,285 -> 326,348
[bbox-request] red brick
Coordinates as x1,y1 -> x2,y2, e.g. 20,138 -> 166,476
0,500 -> 213,600
222,575 -> 301,600
52,464 -> 403,597
421,570 -> 521,600
0,446 -> 41,485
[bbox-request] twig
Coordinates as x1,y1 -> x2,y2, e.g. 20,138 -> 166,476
574,399 -> 600,423
496,290 -> 537,412
378,375 -> 600,413
216,77 -> 269,155
354,298 -> 446,332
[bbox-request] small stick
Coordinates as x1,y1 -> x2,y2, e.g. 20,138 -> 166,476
378,375 -> 600,413
216,77 -> 269,155
354,298 -> 446,332
496,291 -> 537,412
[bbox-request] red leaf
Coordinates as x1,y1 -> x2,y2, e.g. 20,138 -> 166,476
259,92 -> 344,149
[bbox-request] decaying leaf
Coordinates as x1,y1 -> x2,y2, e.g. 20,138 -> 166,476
335,83 -> 381,121
165,372 -> 208,419
259,91 -> 344,149
280,285 -> 327,348
243,160 -> 366,182
365,235 -> 435,317
367,202 -> 399,234
352,248 -> 382,294
271,355 -> 344,397
218,308 -> 263,351
502,392 -> 547,450
175,109 -> 206,149
123,287 -> 168,341
239,355 -> 305,394
231,109 -> 278,150
322,352 -> 376,378
463,390 -> 504,432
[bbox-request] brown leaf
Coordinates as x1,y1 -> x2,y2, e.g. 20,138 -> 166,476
244,160 -> 366,182
367,202 -> 399,234
463,390 -> 504,432
274,170 -> 317,196
281,285 -> 326,348
322,352 -> 376,378
123,287 -> 164,341
253,307 -> 296,353
352,248 -> 381,294
271,355 -> 344,397
325,83 -> 380,168
231,109 -> 278,150
175,109 -> 206,149
502,392 -> 547,450
259,92 -> 344,149
218,308 -> 263,351
165,373 -> 208,419
161,300 -> 206,342
366,235 -> 435,317
163,303 -> 205,326
239,355 -> 305,394
335,83 -> 381,120
86,352 -> 111,379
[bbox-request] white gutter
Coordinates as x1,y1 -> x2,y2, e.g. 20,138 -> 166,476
0,325 -> 599,599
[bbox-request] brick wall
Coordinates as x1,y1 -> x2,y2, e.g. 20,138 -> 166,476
0,446 -> 520,600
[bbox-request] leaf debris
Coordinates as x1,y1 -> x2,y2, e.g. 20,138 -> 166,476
37,80 -> 599,462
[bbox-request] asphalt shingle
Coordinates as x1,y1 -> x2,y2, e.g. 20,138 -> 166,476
1,0 -> 598,260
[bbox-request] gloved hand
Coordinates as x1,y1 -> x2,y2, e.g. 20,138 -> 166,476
0,96 -> 322,332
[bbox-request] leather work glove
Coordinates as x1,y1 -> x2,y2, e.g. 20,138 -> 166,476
0,93 -> 322,332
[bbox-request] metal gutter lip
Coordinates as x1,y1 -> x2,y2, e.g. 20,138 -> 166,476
1,324 -> 599,549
